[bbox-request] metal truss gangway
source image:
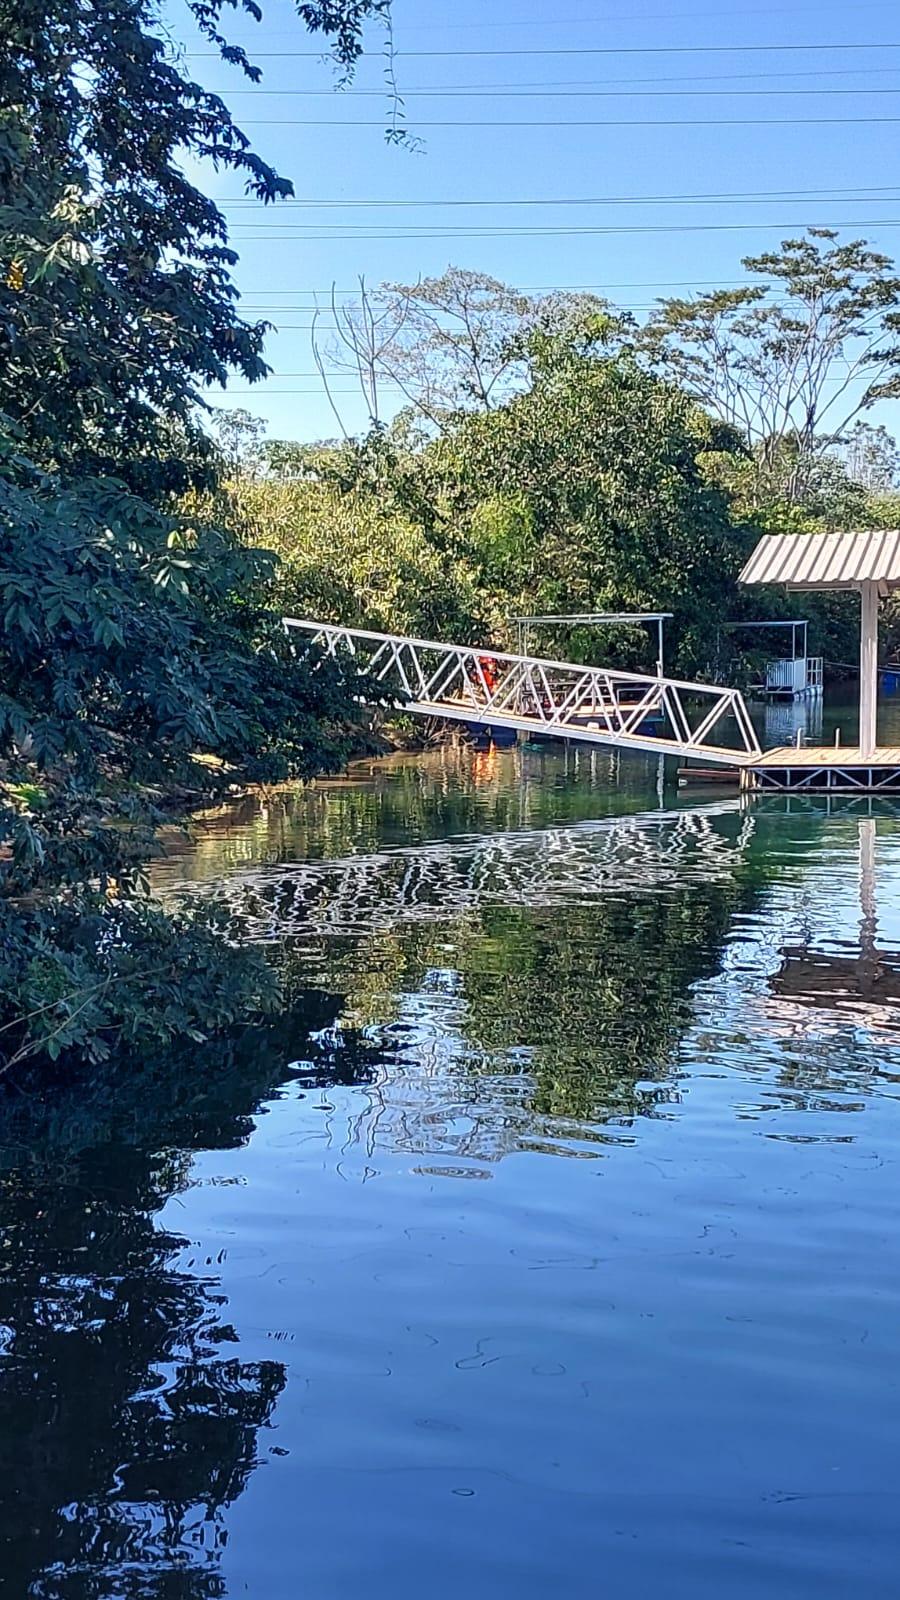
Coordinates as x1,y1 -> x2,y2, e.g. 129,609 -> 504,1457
285,619 -> 761,765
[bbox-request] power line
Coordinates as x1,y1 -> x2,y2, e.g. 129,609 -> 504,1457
221,289 -> 828,318
375,2 -> 900,23
217,377 -> 871,395
228,278 -> 835,294
237,116 -> 900,127
187,42 -> 900,59
227,2 -> 899,31
228,373 -> 407,379
235,358 -> 882,374
199,67 -> 900,95
232,304 -> 785,319
215,186 -> 900,209
222,219 -> 900,238
212,384 -> 395,390
215,85 -> 900,98
227,298 -> 800,318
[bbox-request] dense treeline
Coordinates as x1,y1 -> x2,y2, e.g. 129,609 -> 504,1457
5,0 -> 900,1074
211,245 -> 900,679
210,350 -> 751,675
0,0 -> 388,1071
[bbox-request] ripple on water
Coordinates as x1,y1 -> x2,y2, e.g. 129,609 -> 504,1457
5,746 -> 900,1597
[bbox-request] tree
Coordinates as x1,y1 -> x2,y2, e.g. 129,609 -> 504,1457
208,406 -> 267,476
0,0 -> 389,1070
314,268 -> 623,431
312,275 -> 412,434
204,465 -> 482,641
643,230 -> 900,501
243,333 -> 754,676
0,0 -> 392,488
839,421 -> 900,492
436,345 -> 752,674
379,269 -> 543,418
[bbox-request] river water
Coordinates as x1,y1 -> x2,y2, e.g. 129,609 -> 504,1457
3,737 -> 900,1597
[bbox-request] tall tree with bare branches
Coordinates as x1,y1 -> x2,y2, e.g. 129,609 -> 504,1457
642,229 -> 900,501
313,269 -> 624,432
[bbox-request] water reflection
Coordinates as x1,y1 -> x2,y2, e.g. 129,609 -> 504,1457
768,818 -> 900,1038
5,752 -> 900,1596
167,801 -> 767,1140
760,694 -> 824,750
153,743 -> 685,895
175,803 -> 755,939
158,776 -> 900,1143
0,1003 -> 383,1598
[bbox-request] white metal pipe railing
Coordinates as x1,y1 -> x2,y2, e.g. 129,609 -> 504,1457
283,618 -> 762,760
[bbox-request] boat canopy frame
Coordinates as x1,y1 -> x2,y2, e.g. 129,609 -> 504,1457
513,611 -> 674,677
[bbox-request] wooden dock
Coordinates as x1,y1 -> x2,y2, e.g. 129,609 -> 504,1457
743,746 -> 900,793
285,615 -> 900,794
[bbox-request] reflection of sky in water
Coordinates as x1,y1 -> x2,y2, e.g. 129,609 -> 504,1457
7,748 -> 900,1599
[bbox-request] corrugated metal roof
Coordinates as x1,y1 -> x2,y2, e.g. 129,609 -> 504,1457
739,529 -> 900,592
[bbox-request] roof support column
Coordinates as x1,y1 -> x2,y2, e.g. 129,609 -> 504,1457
859,581 -> 879,759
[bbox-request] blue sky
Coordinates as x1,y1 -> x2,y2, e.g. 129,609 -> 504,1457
169,0 -> 900,442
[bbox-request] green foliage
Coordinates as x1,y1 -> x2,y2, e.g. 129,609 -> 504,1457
0,424 -> 364,1070
839,422 -> 900,492
1,447 -> 357,782
217,247 -> 900,693
0,0 -> 388,1071
439,349 -> 754,673
212,470 -> 483,639
643,229 -> 900,502
705,434 -> 889,669
213,344 -> 757,679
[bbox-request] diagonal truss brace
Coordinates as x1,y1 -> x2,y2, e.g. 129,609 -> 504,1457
284,618 -> 762,762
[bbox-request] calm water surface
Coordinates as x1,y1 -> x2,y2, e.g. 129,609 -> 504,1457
3,730 -> 900,1597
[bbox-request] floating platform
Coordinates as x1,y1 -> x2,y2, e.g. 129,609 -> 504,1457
743,746 -> 900,794
677,764 -> 741,786
748,684 -> 824,703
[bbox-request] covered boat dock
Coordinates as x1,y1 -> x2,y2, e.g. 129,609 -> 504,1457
739,528 -> 900,792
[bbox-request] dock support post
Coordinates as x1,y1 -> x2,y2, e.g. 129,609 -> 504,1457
859,581 -> 879,759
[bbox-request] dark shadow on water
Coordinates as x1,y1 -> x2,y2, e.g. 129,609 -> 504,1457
0,993 -> 383,1599
5,784 -> 900,1594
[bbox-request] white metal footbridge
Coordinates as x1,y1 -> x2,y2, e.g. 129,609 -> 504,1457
285,619 -> 761,764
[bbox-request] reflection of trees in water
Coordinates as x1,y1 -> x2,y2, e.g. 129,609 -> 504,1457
160,789 -> 768,1154
5,791 -> 895,1591
239,807 -> 768,1150
153,745 -> 663,894
455,891 -> 748,1124
285,879 -> 757,1148
0,995 -> 382,1599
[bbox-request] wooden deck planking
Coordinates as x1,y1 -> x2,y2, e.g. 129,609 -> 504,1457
753,746 -> 900,767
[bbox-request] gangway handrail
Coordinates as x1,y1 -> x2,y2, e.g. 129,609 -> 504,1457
286,618 -> 750,698
284,617 -> 762,763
